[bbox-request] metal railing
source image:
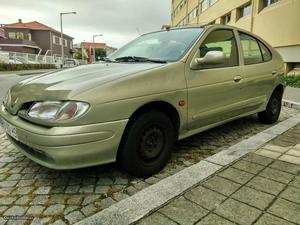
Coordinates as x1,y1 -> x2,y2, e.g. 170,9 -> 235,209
0,50 -> 87,68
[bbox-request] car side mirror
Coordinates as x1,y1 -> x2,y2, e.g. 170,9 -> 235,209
190,51 -> 226,70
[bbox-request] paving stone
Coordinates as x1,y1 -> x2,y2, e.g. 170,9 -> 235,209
81,203 -> 98,216
246,176 -> 286,195
134,181 -> 150,190
196,213 -> 235,225
254,213 -> 295,225
287,149 -> 300,157
64,206 -> 80,215
96,197 -> 117,209
202,176 -> 240,196
0,180 -> 18,187
30,217 -> 51,225
33,186 -> 51,195
65,185 -> 80,194
0,197 -> 16,205
114,177 -> 129,185
214,198 -> 261,225
145,176 -> 161,185
269,160 -> 300,174
17,179 -> 35,187
0,206 -> 8,214
43,204 -> 65,216
97,177 -> 113,186
232,160 -> 265,174
126,186 -> 139,196
231,186 -> 274,210
13,186 -> 34,195
263,144 -> 290,153
184,186 -> 227,211
113,192 -> 130,202
79,185 -> 94,193
48,194 -> 67,204
290,176 -> 300,188
255,149 -> 281,159
3,206 -> 27,216
0,187 -> 13,195
95,185 -> 110,194
259,167 -> 294,184
30,195 -> 49,205
65,210 -> 85,224
218,167 -> 254,184
279,186 -> 300,204
82,195 -> 100,206
159,197 -> 208,225
67,196 -> 83,205
137,212 -> 177,225
26,206 -> 45,215
52,219 -> 67,225
279,155 -> 300,165
15,196 -> 31,205
243,154 -> 273,166
267,198 -> 300,224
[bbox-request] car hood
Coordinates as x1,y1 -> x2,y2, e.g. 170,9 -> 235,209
7,63 -> 165,114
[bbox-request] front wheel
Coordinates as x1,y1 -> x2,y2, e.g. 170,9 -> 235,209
117,110 -> 175,178
258,89 -> 282,124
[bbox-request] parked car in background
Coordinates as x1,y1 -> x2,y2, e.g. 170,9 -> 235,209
0,25 -> 284,177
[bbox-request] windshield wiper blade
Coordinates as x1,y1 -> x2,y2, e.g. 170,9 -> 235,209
103,57 -> 116,63
114,56 -> 167,64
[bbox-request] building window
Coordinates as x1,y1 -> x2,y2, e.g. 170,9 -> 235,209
263,0 -> 280,8
238,3 -> 252,19
188,7 -> 199,23
201,0 -> 208,13
53,35 -> 60,45
221,13 -> 231,24
63,39 -> 68,47
8,32 -> 16,39
209,0 -> 218,6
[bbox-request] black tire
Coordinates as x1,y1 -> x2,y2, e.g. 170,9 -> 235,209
258,89 -> 282,124
117,110 -> 175,178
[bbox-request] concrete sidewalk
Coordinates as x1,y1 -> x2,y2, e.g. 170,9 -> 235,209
137,124 -> 300,225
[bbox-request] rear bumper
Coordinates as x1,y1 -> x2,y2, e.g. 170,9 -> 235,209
0,105 -> 128,169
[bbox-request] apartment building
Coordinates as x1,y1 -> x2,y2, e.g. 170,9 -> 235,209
171,0 -> 300,72
0,19 -> 74,58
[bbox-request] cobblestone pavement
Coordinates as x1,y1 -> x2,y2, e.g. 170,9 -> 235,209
0,107 -> 298,225
136,123 -> 300,225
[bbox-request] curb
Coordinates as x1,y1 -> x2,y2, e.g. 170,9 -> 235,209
283,99 -> 300,110
75,112 -> 300,225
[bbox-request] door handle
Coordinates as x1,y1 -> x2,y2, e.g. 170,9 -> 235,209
234,76 -> 242,82
272,71 -> 277,75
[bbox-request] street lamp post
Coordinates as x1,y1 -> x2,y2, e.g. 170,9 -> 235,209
60,11 -> 76,68
92,34 -> 103,62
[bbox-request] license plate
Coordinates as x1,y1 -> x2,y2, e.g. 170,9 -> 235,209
0,118 -> 19,141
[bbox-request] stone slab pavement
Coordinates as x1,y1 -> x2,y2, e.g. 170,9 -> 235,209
284,87 -> 300,105
0,108 -> 299,225
136,123 -> 300,225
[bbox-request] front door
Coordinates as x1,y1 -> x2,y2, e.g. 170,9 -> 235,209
186,29 -> 244,130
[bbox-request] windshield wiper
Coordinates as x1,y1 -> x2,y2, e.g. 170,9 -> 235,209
114,56 -> 167,64
103,57 -> 117,63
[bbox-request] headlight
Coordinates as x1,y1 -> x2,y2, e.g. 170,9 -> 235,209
27,101 -> 90,122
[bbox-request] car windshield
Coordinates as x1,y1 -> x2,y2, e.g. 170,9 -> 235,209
108,28 -> 204,63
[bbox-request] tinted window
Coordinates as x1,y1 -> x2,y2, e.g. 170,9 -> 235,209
259,42 -> 272,62
239,33 -> 263,65
199,29 -> 238,69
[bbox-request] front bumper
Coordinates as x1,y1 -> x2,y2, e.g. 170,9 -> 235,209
0,105 -> 128,169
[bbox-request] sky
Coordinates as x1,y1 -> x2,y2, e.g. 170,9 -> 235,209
0,0 -> 171,48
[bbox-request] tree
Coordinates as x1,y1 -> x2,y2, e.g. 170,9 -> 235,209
94,48 -> 107,60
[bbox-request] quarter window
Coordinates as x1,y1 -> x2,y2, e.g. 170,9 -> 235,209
199,29 -> 238,69
258,42 -> 272,62
239,33 -> 264,65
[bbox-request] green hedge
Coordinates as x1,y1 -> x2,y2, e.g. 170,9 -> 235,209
283,76 -> 300,88
0,63 -> 56,71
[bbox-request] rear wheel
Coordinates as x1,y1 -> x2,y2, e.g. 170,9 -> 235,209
117,110 -> 175,178
258,89 -> 282,124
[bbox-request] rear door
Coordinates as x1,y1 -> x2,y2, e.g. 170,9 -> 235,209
237,32 -> 276,112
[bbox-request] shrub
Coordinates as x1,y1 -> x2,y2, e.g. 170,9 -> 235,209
0,63 -> 56,71
283,75 -> 300,88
